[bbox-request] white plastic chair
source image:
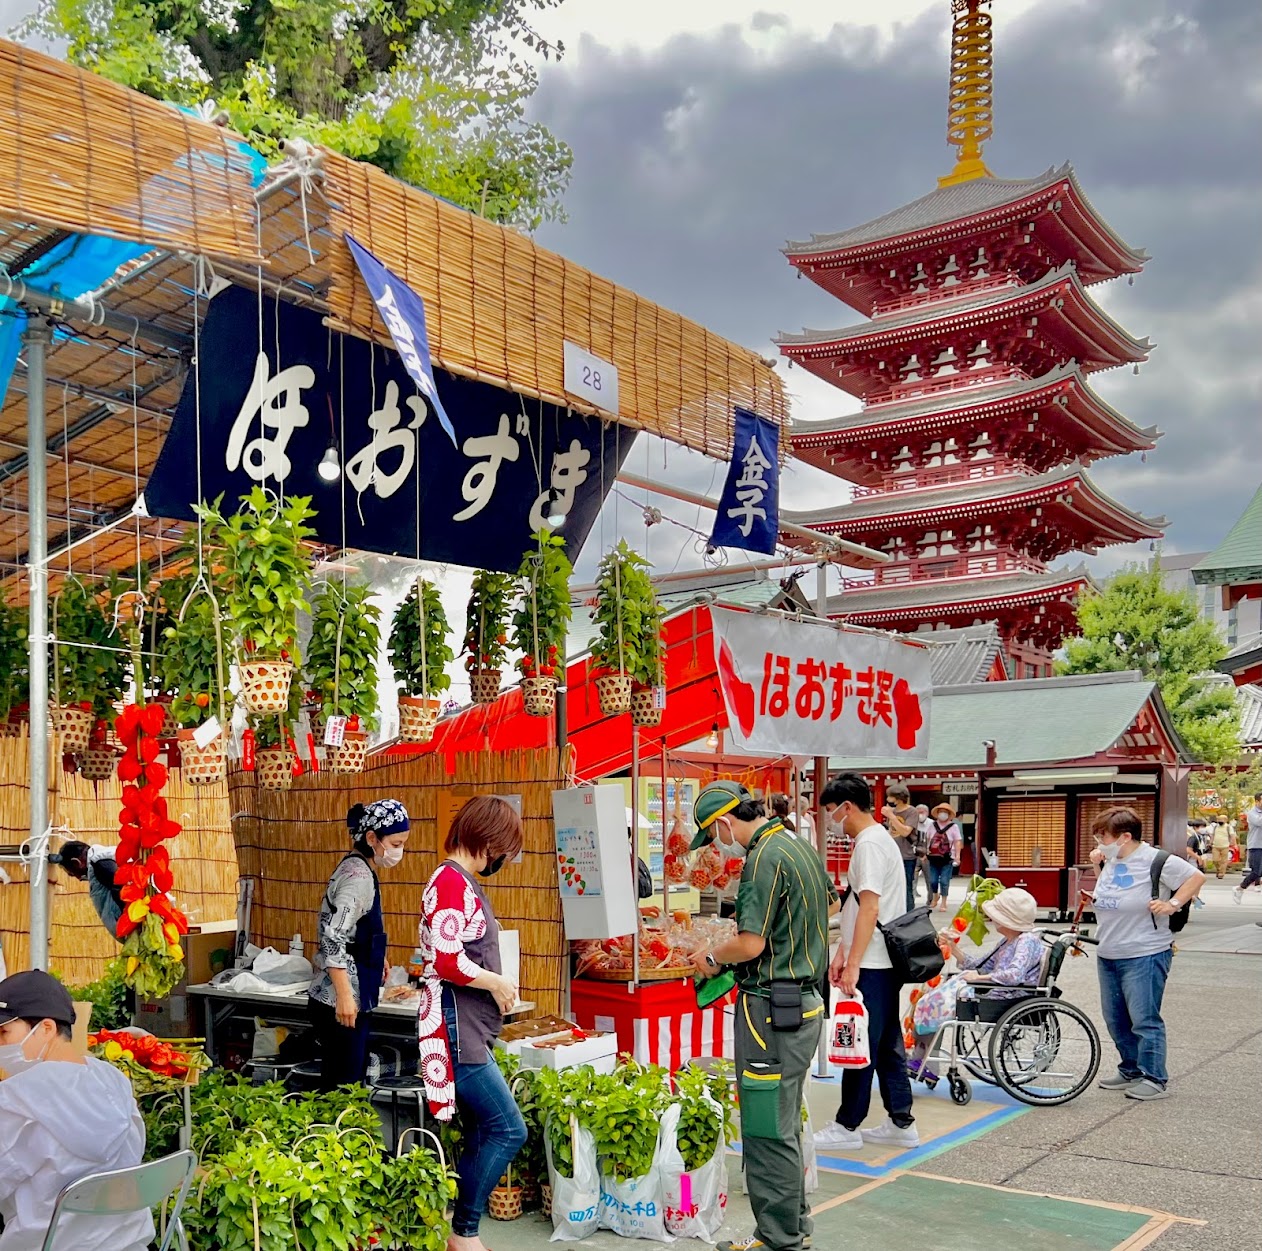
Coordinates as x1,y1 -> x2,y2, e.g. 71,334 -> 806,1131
40,1149 -> 197,1251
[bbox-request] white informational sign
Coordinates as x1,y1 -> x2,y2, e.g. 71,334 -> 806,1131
192,715 -> 222,750
323,714 -> 347,747
563,341 -> 620,414
552,784 -> 638,940
710,607 -> 932,761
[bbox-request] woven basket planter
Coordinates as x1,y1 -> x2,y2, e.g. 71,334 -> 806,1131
52,705 -> 93,753
239,660 -> 293,714
154,697 -> 179,739
325,730 -> 368,775
487,1182 -> 524,1222
470,670 -> 502,705
177,728 -> 226,785
0,719 -> 20,739
256,745 -> 295,790
519,1175 -> 540,1209
630,686 -> 662,728
307,711 -> 325,745
540,1183 -> 552,1220
79,746 -> 117,782
595,673 -> 632,715
397,696 -> 440,744
522,676 -> 557,718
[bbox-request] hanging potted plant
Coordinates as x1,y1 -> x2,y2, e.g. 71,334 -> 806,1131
51,576 -> 129,756
0,602 -> 29,737
159,575 -> 231,786
629,588 -> 667,729
306,582 -> 381,774
463,569 -> 515,705
589,541 -> 660,716
510,532 -> 573,718
389,578 -> 453,743
250,712 -> 299,791
196,487 -> 317,715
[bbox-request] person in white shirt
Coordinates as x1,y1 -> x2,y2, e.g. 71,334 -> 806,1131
813,772 -> 918,1152
1088,807 -> 1203,1102
1232,793 -> 1262,911
0,970 -> 152,1251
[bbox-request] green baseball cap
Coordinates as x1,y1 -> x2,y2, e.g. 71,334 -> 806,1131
690,779 -> 752,851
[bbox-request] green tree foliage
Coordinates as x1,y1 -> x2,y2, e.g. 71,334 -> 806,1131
1057,564 -> 1242,764
23,0 -> 572,228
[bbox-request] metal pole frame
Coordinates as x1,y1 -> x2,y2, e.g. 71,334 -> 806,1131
25,315 -> 52,970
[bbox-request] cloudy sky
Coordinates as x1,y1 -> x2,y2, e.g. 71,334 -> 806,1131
524,0 -> 1262,581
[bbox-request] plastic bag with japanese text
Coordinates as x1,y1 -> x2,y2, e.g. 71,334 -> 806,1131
547,1117 -> 601,1242
598,1110 -> 672,1242
660,1099 -> 728,1242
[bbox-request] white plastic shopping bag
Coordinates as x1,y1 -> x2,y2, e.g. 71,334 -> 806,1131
828,989 -> 870,1068
547,1116 -> 601,1242
597,1112 -> 673,1242
660,1100 -> 728,1242
801,1099 -> 819,1196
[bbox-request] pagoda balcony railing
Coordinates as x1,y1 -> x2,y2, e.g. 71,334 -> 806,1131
850,457 -> 1029,498
841,550 -> 1046,590
873,274 -> 1019,317
867,364 -> 1029,407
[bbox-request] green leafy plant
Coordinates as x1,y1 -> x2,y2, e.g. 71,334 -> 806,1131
60,957 -> 130,1032
511,531 -> 573,680
195,488 -> 318,665
157,575 -> 229,728
533,1064 -> 602,1180
379,1139 -> 457,1251
51,575 -> 129,718
587,1062 -> 672,1181
463,569 -> 516,674
306,582 -> 382,727
675,1062 -> 736,1171
0,601 -> 29,720
389,579 -> 454,698
590,541 -> 664,685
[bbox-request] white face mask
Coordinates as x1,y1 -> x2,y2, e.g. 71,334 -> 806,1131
376,844 -> 405,869
0,1024 -> 47,1076
1100,840 -> 1121,862
714,818 -> 746,861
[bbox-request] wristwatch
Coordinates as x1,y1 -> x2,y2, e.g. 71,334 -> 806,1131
704,953 -> 722,972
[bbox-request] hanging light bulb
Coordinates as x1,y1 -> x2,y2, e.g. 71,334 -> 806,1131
317,442 -> 341,482
706,723 -> 720,751
546,506 -> 567,529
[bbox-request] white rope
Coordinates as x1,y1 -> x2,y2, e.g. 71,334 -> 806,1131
18,822 -> 71,870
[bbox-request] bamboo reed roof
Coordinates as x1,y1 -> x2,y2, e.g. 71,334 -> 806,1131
0,39 -> 787,595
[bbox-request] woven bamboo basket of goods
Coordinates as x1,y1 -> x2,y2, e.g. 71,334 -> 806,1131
238,661 -> 293,714
630,686 -> 662,728
488,1164 -> 524,1222
397,696 -> 440,744
325,731 -> 368,775
78,747 -> 117,782
255,745 -> 295,790
469,670 -> 501,705
540,1183 -> 552,1220
595,673 -> 632,715
177,729 -> 226,786
52,705 -> 93,753
522,677 -> 557,718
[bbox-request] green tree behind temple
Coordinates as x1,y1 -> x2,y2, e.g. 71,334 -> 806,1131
1057,563 -> 1242,765
21,0 -> 572,229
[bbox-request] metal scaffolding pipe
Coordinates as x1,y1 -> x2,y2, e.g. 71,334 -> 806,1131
25,316 -> 51,970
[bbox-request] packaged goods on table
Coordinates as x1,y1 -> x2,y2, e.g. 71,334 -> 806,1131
571,916 -> 737,980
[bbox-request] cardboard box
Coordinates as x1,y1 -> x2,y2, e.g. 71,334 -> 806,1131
516,1029 -> 618,1074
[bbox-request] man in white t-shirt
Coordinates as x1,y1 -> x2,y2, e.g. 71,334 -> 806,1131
1089,807 -> 1203,1101
813,773 -> 918,1152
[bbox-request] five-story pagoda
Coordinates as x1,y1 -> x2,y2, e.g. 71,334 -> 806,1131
778,0 -> 1164,677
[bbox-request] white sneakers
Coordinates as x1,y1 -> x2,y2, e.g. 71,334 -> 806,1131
1232,886 -> 1243,904
812,1117 -> 920,1151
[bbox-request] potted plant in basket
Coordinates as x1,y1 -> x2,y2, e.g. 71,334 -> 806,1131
389,578 -> 453,743
195,487 -> 317,715
629,589 -> 667,729
250,703 -> 299,790
463,569 -> 515,704
305,582 -> 381,774
158,574 -> 230,785
589,541 -> 661,716
51,575 -> 129,760
510,532 -> 572,718
0,601 -> 29,736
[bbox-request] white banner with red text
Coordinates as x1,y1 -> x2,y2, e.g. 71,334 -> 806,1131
710,607 -> 932,760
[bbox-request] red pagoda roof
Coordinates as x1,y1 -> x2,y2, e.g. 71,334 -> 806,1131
784,165 -> 1148,316
790,364 -> 1160,485
783,463 -> 1165,558
778,265 -> 1152,399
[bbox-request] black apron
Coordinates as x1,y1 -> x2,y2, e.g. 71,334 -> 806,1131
342,852 -> 387,1012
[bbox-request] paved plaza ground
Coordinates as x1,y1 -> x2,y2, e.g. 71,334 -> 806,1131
489,874 -> 1262,1250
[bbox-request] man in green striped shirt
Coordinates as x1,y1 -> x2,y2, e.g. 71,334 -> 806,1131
691,780 -> 839,1251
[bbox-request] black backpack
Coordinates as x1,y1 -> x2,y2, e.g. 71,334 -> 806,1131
1150,850 -> 1191,935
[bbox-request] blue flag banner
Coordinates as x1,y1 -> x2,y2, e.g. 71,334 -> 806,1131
345,233 -> 457,447
142,285 -> 628,573
709,407 -> 780,555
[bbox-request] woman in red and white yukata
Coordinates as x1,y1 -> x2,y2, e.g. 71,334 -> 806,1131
417,795 -> 527,1251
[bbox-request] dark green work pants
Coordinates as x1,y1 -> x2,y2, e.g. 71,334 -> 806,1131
734,989 -> 825,1251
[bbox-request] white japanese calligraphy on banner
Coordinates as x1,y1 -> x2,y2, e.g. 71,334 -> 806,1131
710,607 -> 932,760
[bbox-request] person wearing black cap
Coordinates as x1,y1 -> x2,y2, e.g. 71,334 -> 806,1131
308,799 -> 411,1088
689,780 -> 839,1251
0,969 -> 152,1251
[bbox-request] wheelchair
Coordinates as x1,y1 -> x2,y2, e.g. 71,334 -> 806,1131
911,927 -> 1102,1108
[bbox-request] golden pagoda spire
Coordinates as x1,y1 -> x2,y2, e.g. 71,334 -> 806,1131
939,0 -> 996,186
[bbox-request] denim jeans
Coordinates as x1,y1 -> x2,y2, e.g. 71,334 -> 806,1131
836,967 -> 914,1130
1242,847 -> 1262,890
927,861 -> 953,899
901,858 -> 917,912
443,1004 -> 528,1236
1097,949 -> 1173,1087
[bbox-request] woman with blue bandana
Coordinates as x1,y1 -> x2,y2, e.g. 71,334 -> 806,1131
308,798 -> 410,1088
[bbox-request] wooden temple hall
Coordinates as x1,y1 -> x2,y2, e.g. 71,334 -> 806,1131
775,0 -> 1163,679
